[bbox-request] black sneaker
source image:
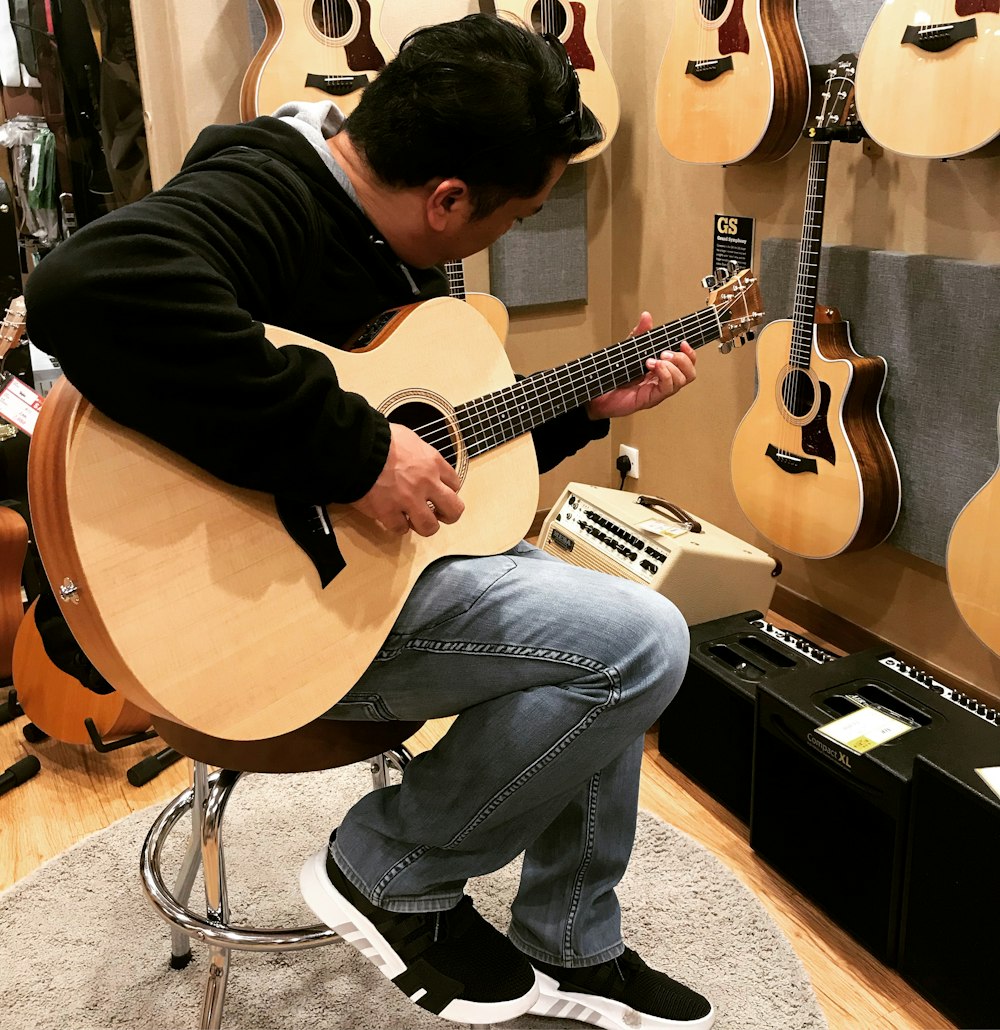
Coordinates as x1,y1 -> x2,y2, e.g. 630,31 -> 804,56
529,947 -> 715,1029
299,847 -> 539,1024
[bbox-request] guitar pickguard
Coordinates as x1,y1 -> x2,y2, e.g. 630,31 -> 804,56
565,3 -> 595,72
956,1 -> 999,15
801,382 -> 835,464
719,0 -> 750,56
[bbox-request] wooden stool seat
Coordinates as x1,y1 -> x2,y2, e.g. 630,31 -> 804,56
153,715 -> 426,773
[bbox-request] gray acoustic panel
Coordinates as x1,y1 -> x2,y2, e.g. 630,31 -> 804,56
248,1 -> 265,51
797,1 -> 882,66
488,162 -> 588,309
759,239 -> 1000,566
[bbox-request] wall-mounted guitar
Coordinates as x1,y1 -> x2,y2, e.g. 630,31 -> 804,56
487,0 -> 619,161
730,55 -> 901,559
655,0 -> 810,165
444,259 -> 510,344
29,270 -> 762,740
241,0 -> 391,120
946,402 -> 1000,656
855,0 -> 1000,159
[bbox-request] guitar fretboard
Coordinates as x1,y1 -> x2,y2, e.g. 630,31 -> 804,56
451,307 -> 723,459
444,260 -> 466,301
790,140 -> 831,369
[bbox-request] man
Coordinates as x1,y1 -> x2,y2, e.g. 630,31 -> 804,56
25,14 -> 713,1030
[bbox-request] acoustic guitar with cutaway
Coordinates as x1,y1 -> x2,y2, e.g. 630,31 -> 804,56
29,270 -> 763,740
855,0 -> 1000,159
946,402 -> 1000,656
656,0 -> 810,165
730,55 -> 901,559
241,0 -> 391,120
488,0 -> 619,162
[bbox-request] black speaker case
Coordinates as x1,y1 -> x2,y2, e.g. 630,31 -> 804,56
658,609 -> 836,823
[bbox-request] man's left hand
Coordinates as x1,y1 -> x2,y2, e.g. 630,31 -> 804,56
586,311 -> 697,421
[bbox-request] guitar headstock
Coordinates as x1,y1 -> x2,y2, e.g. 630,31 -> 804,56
0,296 -> 27,360
808,53 -> 863,143
703,265 -> 764,353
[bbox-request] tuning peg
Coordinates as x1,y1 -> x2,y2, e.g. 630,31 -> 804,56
746,329 -> 756,342
714,267 -> 728,282
718,339 -> 734,354
701,274 -> 717,289
727,259 -> 742,275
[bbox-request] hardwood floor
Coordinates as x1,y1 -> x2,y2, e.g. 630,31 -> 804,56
0,682 -> 951,1029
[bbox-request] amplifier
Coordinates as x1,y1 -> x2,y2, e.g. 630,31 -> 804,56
899,755 -> 1000,1029
538,483 -> 779,625
750,648 -> 999,965
657,610 -> 838,822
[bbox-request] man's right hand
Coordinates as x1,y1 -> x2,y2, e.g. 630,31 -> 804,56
351,423 -> 464,536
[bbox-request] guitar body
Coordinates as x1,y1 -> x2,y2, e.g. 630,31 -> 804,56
463,292 -> 510,345
12,599 -> 151,744
730,307 -> 901,558
0,504 -> 28,679
493,1 -> 620,161
656,0 -> 810,165
855,1 -> 1000,159
29,298 -> 538,741
946,404 -> 1000,655
241,0 -> 390,120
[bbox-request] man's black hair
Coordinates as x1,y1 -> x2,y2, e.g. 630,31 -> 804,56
344,14 -> 604,217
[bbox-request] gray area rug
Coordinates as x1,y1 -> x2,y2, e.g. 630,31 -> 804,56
0,765 -> 827,1030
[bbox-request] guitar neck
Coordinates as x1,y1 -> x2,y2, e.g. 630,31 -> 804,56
790,140 -> 831,369
443,260 -> 467,301
457,306 -> 723,459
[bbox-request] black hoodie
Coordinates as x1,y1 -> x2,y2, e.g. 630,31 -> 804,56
25,114 -> 608,506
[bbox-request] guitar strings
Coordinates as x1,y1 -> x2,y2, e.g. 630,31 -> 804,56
404,306 -> 728,458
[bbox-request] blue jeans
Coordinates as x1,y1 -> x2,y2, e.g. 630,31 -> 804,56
323,539 -> 689,967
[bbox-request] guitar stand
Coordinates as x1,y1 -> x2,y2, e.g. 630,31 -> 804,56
0,686 -> 23,725
83,718 -> 184,788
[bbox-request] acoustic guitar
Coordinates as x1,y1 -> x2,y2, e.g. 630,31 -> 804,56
444,259 -> 509,344
241,0 -> 391,120
855,0 -> 1000,159
946,402 -> 1000,656
29,272 -> 763,740
488,0 -> 620,162
655,0 -> 810,165
730,56 -> 901,559
12,598 -> 151,745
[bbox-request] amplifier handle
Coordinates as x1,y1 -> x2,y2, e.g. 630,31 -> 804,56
637,496 -> 703,534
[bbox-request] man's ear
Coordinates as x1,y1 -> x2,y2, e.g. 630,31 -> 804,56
426,178 -> 471,231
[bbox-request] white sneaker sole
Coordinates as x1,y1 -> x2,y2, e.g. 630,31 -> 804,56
531,971 -> 716,1030
299,849 -> 539,1025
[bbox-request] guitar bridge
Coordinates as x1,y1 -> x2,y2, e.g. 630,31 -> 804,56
901,19 -> 977,53
685,57 -> 734,82
765,444 -> 818,475
304,73 -> 371,97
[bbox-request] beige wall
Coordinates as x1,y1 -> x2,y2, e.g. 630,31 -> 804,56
130,1 -> 1000,694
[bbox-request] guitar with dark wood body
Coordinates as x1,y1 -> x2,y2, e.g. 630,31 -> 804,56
656,0 -> 810,165
730,56 -> 901,558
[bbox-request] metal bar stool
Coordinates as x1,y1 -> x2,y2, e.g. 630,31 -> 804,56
140,716 -> 425,1030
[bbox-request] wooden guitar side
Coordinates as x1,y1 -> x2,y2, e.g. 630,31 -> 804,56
656,0 -> 810,165
12,599 -> 151,745
856,2 -> 1000,159
493,0 -> 620,162
29,298 -> 538,741
947,404 -> 1000,656
241,0 -> 391,120
730,307 -> 900,557
0,504 -> 28,680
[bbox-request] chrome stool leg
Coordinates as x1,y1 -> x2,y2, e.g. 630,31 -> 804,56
169,762 -> 206,967
370,745 -> 412,788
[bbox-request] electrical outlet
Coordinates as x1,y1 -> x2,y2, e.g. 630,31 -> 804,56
619,444 -> 639,479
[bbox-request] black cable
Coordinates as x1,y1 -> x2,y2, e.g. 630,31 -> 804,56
615,454 -> 632,490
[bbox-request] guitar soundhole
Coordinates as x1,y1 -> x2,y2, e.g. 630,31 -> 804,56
698,0 -> 729,22
389,401 -> 459,470
781,370 -> 815,419
310,0 -> 356,42
530,1 -> 568,36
